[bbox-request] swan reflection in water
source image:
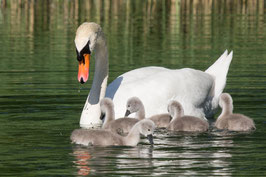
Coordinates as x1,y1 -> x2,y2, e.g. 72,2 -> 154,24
71,128 -> 238,176
71,144 -> 154,176
72,147 -> 92,176
149,129 -> 233,176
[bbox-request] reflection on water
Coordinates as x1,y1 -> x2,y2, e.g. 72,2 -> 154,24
71,129 -> 236,176
72,141 -> 154,176
72,148 -> 91,176
0,0 -> 265,176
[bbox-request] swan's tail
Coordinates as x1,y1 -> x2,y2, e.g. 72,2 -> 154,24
205,50 -> 233,99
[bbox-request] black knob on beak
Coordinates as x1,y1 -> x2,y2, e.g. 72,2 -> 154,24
80,77 -> 85,84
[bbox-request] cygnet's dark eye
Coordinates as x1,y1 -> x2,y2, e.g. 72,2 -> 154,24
148,129 -> 150,131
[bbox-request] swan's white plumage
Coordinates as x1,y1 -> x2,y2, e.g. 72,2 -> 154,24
75,22 -> 233,128
205,50 -> 233,98
106,68 -> 213,119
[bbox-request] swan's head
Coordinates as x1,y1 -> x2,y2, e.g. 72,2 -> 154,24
219,93 -> 233,108
125,97 -> 143,117
75,22 -> 102,84
137,119 -> 155,145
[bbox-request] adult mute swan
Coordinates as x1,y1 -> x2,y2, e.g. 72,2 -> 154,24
75,22 -> 233,128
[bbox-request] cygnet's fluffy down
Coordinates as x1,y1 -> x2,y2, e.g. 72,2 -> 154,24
215,93 -> 255,131
149,114 -> 172,128
70,119 -> 155,147
167,100 -> 209,132
125,97 -> 172,128
100,98 -> 142,135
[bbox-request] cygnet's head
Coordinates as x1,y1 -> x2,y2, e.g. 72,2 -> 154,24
167,100 -> 183,117
125,97 -> 143,116
137,119 -> 155,144
219,93 -> 233,108
100,98 -> 114,117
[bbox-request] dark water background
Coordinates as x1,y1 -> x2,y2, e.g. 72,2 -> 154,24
0,0 -> 265,176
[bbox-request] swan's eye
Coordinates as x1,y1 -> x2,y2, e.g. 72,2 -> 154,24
76,49 -> 82,62
76,40 -> 91,62
148,129 -> 150,131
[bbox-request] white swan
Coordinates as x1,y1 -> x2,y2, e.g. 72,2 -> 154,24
75,22 -> 233,128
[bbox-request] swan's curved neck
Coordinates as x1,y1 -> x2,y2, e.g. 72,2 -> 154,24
89,35 -> 108,104
80,32 -> 109,128
136,103 -> 145,120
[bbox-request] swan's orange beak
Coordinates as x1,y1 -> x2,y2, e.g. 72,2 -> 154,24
78,54 -> 90,84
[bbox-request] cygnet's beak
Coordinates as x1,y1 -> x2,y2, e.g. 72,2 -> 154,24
78,54 -> 90,84
147,134 -> 154,145
124,110 -> 131,117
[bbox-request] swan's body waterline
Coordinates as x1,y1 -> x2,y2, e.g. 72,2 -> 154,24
75,22 -> 233,128
215,93 -> 255,131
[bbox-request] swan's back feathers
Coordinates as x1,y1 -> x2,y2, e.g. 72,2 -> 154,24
106,68 -> 213,119
205,50 -> 233,99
